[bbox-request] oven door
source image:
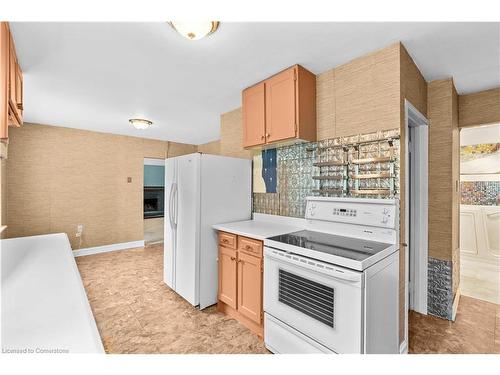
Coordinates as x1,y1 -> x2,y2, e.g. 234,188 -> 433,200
264,247 -> 363,354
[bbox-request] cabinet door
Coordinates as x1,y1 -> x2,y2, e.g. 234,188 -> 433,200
8,36 -> 16,109
265,67 -> 297,143
218,246 -> 237,309
242,82 -> 266,147
237,251 -> 262,324
0,22 -> 9,138
15,63 -> 22,122
7,31 -> 20,126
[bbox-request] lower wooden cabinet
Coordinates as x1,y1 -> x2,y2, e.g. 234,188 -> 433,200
217,231 -> 263,338
237,251 -> 262,325
218,246 -> 237,309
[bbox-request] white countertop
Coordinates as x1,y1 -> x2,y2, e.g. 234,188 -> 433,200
1,233 -> 104,353
212,218 -> 302,240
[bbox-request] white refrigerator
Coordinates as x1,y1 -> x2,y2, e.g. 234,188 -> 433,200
164,152 -> 252,309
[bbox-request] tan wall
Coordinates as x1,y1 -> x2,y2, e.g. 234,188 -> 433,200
219,108 -> 253,159
197,140 -> 221,155
5,123 -> 196,249
316,69 -> 335,140
458,88 -> 500,127
316,43 -> 402,141
335,43 -> 401,137
400,45 -> 428,117
427,79 -> 460,262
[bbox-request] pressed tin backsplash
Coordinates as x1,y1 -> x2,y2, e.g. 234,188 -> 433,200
253,128 -> 400,218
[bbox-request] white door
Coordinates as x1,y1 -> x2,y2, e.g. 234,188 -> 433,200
174,153 -> 201,306
164,157 -> 177,289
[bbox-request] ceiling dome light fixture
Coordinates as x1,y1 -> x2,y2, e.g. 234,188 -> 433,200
129,118 -> 153,130
169,21 -> 219,41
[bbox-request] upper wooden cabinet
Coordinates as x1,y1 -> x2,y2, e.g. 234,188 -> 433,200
1,22 -> 23,139
242,65 -> 316,148
242,82 -> 266,147
0,23 -> 9,139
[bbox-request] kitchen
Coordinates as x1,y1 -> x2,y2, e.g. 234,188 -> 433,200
0,6 -> 499,372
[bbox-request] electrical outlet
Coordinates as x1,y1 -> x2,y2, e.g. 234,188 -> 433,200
76,224 -> 84,237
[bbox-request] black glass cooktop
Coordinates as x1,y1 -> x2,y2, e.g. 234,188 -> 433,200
267,230 -> 391,262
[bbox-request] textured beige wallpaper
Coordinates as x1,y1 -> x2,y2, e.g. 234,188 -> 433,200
427,79 -> 459,262
4,123 -> 196,249
197,140 -> 221,155
316,69 -> 335,141
458,88 -> 500,128
220,108 -> 253,159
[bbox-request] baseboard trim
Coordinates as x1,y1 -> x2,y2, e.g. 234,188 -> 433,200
452,287 -> 461,321
399,339 -> 408,354
73,240 -> 145,257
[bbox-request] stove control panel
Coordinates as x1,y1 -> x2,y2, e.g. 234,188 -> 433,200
332,208 -> 357,217
305,197 -> 398,230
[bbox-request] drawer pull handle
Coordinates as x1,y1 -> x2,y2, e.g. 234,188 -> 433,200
245,245 -> 252,250
230,256 -> 236,261
238,259 -> 244,264
222,239 -> 229,243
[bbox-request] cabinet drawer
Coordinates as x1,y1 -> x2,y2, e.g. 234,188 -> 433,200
238,236 -> 263,257
219,232 -> 237,249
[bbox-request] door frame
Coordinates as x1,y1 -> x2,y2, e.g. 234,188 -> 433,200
403,100 -> 429,351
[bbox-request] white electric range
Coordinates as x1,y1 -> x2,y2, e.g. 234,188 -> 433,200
263,197 -> 400,354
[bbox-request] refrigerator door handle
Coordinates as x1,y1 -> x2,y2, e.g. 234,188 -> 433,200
168,183 -> 175,229
173,182 -> 179,226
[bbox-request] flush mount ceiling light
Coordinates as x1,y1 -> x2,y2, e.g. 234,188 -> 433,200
169,21 -> 219,41
129,118 -> 153,130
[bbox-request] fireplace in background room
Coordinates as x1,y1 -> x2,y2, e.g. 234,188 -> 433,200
144,187 -> 164,219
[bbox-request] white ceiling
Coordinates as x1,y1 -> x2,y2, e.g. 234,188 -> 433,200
10,22 -> 500,144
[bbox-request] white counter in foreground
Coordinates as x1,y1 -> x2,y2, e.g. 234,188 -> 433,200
1,233 -> 104,353
212,215 -> 303,240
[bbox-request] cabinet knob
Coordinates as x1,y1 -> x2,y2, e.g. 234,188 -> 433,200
266,133 -> 270,138
222,239 -> 228,243
261,135 -> 265,140
230,256 -> 236,261
245,245 -> 252,250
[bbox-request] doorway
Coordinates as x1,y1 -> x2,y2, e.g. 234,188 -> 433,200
403,100 -> 429,351
459,123 -> 500,304
144,158 -> 165,245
